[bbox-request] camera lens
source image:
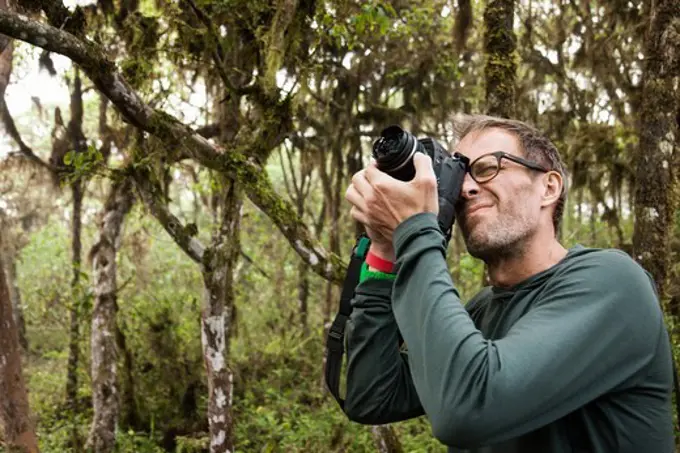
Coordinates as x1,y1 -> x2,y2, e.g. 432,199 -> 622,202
372,125 -> 422,181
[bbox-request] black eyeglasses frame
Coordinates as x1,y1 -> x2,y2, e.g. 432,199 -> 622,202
466,151 -> 550,184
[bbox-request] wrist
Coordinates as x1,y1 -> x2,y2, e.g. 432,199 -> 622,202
368,243 -> 395,262
366,249 -> 395,274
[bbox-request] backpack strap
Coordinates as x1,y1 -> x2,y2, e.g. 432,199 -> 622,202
324,234 -> 370,409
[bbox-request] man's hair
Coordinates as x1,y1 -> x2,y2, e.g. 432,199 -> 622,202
451,114 -> 569,236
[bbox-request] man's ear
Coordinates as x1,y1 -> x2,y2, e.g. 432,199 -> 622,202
541,172 -> 563,208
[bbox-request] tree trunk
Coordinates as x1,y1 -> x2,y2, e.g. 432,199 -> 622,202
295,193 -> 310,334
318,143 -> 343,386
3,254 -> 27,350
632,0 -> 679,314
589,201 -> 598,244
65,180 -> 83,410
65,69 -> 87,416
116,322 -> 140,431
201,177 -> 241,453
483,0 -> 517,118
87,178 -> 135,453
323,146 -> 343,328
297,260 -> 310,335
0,232 -> 39,453
371,425 -> 404,453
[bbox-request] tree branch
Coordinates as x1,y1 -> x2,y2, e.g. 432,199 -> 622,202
20,0 -> 87,38
1,101 -> 54,172
182,0 -> 236,95
239,250 -> 270,279
195,123 -> 220,139
132,169 -> 206,265
134,167 -> 270,279
0,36 -> 54,173
0,10 -> 345,284
263,0 -> 298,95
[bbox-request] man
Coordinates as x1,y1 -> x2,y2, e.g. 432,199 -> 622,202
343,114 -> 674,453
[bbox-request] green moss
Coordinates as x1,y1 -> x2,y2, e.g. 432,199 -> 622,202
121,57 -> 153,90
482,0 -> 517,117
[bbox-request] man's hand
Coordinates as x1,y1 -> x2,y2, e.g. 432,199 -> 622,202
345,153 -> 438,244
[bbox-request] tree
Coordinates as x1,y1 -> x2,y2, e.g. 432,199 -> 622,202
60,70 -> 88,428
87,177 -> 135,453
0,225 -> 39,453
632,0 -> 680,310
484,0 -> 517,118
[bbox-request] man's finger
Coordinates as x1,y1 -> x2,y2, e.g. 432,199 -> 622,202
351,170 -> 373,198
350,206 -> 369,226
365,162 -> 402,190
364,162 -> 390,183
345,184 -> 368,212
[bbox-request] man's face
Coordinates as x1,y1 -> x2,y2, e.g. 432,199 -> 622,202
454,128 -> 545,261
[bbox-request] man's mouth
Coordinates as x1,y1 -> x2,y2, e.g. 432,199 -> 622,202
466,203 -> 493,216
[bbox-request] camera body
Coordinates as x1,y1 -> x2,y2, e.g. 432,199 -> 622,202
372,125 -> 469,243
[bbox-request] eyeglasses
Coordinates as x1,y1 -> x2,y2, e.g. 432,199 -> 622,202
465,151 -> 550,184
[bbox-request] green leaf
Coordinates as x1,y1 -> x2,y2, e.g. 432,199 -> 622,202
64,150 -> 74,166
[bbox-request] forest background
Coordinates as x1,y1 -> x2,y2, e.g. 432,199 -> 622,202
0,0 -> 678,452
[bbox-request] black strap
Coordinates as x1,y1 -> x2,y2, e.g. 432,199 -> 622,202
325,234 -> 370,409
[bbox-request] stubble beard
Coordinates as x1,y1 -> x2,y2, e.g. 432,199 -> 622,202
460,210 -> 535,264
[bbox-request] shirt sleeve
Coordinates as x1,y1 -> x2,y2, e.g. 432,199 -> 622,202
391,213 -> 669,448
343,277 -> 425,424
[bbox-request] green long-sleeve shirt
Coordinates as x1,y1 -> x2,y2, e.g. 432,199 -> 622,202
344,213 -> 674,453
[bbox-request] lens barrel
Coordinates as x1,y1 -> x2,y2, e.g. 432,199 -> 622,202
372,126 -> 423,181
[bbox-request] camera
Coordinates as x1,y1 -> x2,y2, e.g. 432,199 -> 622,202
372,125 -> 469,243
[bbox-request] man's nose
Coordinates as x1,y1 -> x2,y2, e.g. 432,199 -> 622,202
460,172 -> 480,199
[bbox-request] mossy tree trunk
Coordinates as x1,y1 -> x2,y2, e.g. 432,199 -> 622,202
632,0 -> 679,313
324,144 -> 344,328
201,176 -> 241,453
483,0 -> 517,118
58,69 -> 89,450
294,169 -> 311,335
86,178 -> 135,453
371,425 -> 404,453
116,320 -> 140,431
65,179 -> 83,405
0,230 -> 39,453
3,252 -> 27,350
297,252 -> 310,333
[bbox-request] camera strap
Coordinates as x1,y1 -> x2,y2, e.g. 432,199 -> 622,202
324,233 -> 370,410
